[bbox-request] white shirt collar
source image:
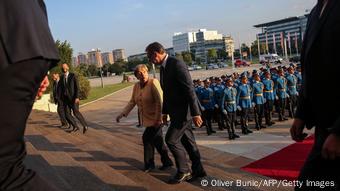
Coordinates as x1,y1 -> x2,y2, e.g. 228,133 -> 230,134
161,54 -> 169,68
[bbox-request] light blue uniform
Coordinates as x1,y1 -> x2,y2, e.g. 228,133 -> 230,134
221,87 -> 237,112
236,84 -> 252,108
262,78 -> 275,101
275,76 -> 288,99
213,84 -> 225,107
199,87 -> 215,110
295,72 -> 302,92
252,81 -> 265,104
286,74 -> 298,96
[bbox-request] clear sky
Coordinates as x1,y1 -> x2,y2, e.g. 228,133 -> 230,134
45,0 -> 316,57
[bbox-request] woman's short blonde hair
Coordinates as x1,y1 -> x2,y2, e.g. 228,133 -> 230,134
134,64 -> 149,77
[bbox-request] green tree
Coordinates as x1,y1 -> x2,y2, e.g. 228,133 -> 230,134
251,40 -> 259,57
76,63 -> 89,77
207,48 -> 217,63
109,62 -> 126,75
241,43 -> 250,59
88,64 -> 99,77
217,49 -> 228,60
175,53 -> 184,61
102,63 -> 111,77
182,51 -> 192,65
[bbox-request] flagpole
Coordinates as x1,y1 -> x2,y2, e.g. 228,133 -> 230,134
284,34 -> 288,60
249,42 -> 252,62
288,32 -> 292,57
295,32 -> 299,56
272,33 -> 277,54
265,32 -> 269,54
257,34 -> 261,59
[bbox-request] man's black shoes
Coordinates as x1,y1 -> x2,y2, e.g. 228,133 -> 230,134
168,172 -> 192,184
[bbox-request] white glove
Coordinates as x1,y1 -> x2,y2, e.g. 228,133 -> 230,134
297,92 -> 299,96
201,106 -> 205,111
214,104 -> 219,109
237,106 -> 242,111
275,96 -> 279,100
287,94 -> 290,98
223,109 -> 228,115
252,102 -> 255,107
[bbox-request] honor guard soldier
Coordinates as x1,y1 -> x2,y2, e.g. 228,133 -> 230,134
221,78 -> 240,140
275,68 -> 289,121
262,70 -> 276,126
295,65 -> 302,93
252,73 -> 266,130
213,77 -> 226,130
286,66 -> 299,118
236,74 -> 253,134
198,79 -> 216,135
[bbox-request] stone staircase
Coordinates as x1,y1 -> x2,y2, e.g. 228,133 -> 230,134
23,109 -> 293,191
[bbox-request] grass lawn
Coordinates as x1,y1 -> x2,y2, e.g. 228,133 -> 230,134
80,82 -> 133,105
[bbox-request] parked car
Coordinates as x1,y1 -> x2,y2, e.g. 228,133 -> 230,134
219,63 -> 228,68
234,59 -> 250,67
207,64 -> 215,70
259,54 -> 283,64
192,65 -> 203,70
188,66 -> 194,71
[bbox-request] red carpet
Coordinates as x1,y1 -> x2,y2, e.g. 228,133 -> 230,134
241,135 -> 314,181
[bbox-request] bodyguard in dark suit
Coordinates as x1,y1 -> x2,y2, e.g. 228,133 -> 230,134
290,0 -> 340,190
60,63 -> 88,134
52,73 -> 69,128
0,0 -> 60,190
146,42 -> 206,184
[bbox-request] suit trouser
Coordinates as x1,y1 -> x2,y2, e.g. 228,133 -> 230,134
64,100 -> 87,128
142,126 -> 173,169
296,127 -> 339,191
0,59 -> 59,191
56,101 -> 68,126
165,120 -> 205,174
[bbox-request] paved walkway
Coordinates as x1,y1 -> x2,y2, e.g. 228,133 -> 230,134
24,70 -> 308,191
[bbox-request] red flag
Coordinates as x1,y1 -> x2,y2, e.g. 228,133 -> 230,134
295,32 -> 298,49
281,32 -> 285,50
287,33 -> 291,49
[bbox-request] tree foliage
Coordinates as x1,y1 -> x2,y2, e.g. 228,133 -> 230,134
207,48 -> 217,63
182,51 -> 192,65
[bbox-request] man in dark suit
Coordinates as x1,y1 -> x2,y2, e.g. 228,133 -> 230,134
290,0 -> 340,190
146,42 -> 206,184
0,0 -> 60,190
60,63 -> 88,134
52,73 -> 69,128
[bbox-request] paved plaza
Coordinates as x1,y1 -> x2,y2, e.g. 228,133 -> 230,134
25,65 -> 309,191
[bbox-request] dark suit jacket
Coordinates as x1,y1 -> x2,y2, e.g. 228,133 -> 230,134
160,56 -> 201,123
52,80 -> 63,104
295,0 -> 340,135
60,73 -> 80,102
0,0 -> 59,67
